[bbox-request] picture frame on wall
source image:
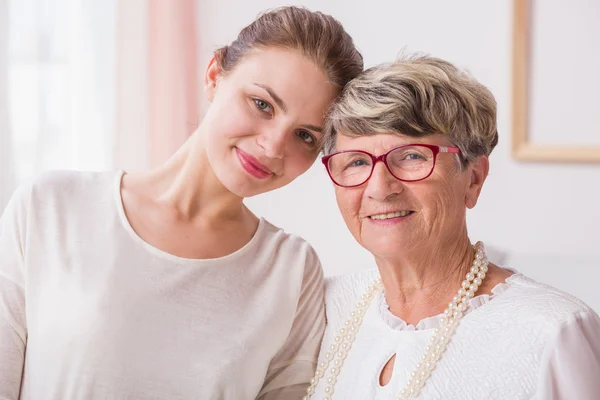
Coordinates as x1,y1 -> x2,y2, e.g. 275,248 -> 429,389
512,0 -> 600,163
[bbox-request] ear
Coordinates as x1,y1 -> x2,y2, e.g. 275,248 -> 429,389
204,55 -> 223,102
465,155 -> 489,209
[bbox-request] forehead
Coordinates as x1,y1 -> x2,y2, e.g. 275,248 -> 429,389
227,48 -> 337,105
335,132 -> 454,154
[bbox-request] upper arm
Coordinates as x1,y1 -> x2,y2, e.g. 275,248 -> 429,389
0,185 -> 30,399
257,246 -> 326,398
536,310 -> 600,400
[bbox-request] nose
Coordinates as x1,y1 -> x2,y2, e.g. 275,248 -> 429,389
363,161 -> 404,201
257,128 -> 286,160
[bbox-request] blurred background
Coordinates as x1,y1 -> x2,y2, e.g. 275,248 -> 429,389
1,0 -> 599,310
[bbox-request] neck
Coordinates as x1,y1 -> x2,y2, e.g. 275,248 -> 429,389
134,128 -> 249,223
376,231 -> 475,325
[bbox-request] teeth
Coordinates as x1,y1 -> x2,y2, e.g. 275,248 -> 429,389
370,211 -> 412,220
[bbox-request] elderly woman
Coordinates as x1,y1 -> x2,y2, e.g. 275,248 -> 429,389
306,55 -> 600,399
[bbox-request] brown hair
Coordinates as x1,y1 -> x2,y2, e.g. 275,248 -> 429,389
324,54 -> 498,166
214,6 -> 363,90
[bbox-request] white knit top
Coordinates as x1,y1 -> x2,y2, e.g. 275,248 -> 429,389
0,170 -> 325,400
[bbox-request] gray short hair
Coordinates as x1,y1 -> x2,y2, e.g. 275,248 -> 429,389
322,54 -> 498,166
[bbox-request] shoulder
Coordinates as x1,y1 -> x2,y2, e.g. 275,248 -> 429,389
3,170 -> 121,223
324,268 -> 380,324
258,218 -> 321,266
254,219 -> 324,289
4,170 -> 106,215
27,170 -> 119,198
32,170 -> 120,207
494,273 -> 596,328
506,275 -> 600,395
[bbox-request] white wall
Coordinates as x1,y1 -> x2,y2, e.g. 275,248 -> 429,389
197,0 -> 600,311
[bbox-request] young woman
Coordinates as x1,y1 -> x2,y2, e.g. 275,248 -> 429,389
0,7 -> 363,399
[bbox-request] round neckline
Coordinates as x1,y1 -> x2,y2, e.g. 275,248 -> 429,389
113,170 -> 265,265
377,271 -> 521,332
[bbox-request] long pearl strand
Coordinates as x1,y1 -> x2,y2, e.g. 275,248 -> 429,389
304,242 -> 489,400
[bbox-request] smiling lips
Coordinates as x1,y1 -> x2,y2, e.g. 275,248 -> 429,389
236,148 -> 273,180
368,210 -> 414,221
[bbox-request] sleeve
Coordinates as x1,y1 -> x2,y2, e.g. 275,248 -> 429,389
256,247 -> 326,400
0,185 -> 30,399
536,310 -> 600,400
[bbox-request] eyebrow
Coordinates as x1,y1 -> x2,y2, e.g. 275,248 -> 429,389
301,124 -> 323,133
253,83 -> 287,113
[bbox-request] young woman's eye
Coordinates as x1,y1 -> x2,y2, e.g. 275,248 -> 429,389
296,130 -> 316,145
253,98 -> 272,114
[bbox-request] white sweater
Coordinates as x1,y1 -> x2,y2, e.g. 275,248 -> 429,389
314,268 -> 600,399
0,170 -> 325,400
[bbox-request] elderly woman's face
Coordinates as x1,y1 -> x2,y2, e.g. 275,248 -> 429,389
333,133 -> 488,259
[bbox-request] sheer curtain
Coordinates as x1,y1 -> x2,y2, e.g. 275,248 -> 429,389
147,0 -> 199,167
2,0 -> 199,212
3,0 -> 116,210
0,0 -> 14,210
115,0 -> 199,171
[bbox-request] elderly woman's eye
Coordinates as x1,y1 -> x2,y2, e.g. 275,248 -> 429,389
405,152 -> 426,161
347,158 -> 369,169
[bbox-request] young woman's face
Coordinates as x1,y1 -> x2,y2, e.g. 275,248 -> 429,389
202,48 -> 338,197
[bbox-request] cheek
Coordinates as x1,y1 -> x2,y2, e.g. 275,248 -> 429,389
209,97 -> 254,141
335,188 -> 362,225
418,178 -> 466,224
284,148 -> 318,177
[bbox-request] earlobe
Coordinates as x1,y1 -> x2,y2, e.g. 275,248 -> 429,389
465,156 -> 489,209
204,56 -> 222,102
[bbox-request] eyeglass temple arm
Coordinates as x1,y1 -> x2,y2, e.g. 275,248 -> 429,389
439,146 -> 461,154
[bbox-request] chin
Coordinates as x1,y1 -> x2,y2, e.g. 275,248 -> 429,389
363,235 -> 412,259
207,157 -> 255,198
366,244 -> 404,260
219,171 -> 281,198
221,176 -> 261,198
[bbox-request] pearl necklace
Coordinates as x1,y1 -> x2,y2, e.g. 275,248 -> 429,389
304,242 -> 489,400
